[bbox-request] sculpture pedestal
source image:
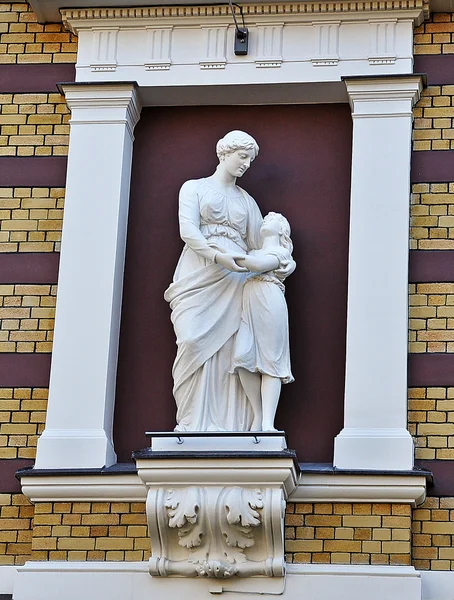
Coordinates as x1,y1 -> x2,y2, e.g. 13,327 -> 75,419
135,435 -> 298,579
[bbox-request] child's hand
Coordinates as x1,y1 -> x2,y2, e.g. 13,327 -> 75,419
275,259 -> 296,278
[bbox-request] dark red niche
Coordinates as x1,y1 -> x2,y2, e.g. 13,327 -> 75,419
0,64 -> 75,93
114,105 -> 352,463
414,55 -> 454,85
0,354 -> 51,387
411,150 -> 454,184
416,460 -> 454,497
0,253 -> 59,284
0,459 -> 34,493
0,157 -> 67,187
409,354 -> 454,387
409,250 -> 454,282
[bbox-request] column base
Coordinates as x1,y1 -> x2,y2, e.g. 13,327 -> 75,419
34,429 -> 117,469
333,428 -> 414,470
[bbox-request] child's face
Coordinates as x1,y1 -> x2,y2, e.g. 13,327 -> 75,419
261,217 -> 281,237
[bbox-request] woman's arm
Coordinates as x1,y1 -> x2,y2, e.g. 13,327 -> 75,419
236,253 -> 279,273
178,180 -> 218,262
179,180 -> 247,272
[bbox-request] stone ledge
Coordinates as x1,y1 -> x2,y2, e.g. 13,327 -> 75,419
18,462 -> 428,505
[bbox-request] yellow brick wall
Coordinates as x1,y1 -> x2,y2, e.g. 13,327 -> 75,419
32,502 -> 150,562
285,503 -> 411,566
0,3 -> 77,64
414,13 -> 454,55
0,494 -> 34,565
0,2 -> 70,570
413,87 -> 454,151
0,387 -> 47,460
0,286 -> 56,352
409,13 -> 454,575
411,183 -> 454,249
408,387 -> 454,460
0,187 -> 64,253
413,498 -> 454,570
409,284 -> 454,352
0,93 -> 70,157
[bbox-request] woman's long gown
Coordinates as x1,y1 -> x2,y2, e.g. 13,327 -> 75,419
164,178 -> 263,431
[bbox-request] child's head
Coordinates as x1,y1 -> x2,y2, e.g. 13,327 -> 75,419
261,212 -> 293,254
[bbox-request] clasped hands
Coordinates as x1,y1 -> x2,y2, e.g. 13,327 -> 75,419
214,250 -> 295,278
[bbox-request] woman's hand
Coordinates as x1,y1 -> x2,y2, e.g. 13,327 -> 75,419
215,252 -> 249,272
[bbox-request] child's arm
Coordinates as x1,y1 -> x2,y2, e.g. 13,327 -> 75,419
236,253 -> 279,273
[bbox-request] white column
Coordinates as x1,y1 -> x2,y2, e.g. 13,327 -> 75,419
34,83 -> 141,469
334,75 -> 423,471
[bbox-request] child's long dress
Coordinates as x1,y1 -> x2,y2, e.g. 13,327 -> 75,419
231,247 -> 294,384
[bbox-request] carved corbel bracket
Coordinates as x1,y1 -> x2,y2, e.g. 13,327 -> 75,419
136,451 -> 298,579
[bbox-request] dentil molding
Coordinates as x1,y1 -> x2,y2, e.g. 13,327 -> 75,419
61,1 -> 429,25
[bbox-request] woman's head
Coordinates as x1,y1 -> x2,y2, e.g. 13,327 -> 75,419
216,131 -> 259,161
261,212 -> 293,254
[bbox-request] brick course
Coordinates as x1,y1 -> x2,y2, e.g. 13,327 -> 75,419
0,94 -> 70,157
0,494 -> 33,565
408,387 -> 454,460
32,502 -> 150,562
0,388 -> 47,459
0,187 -> 64,253
409,284 -> 454,353
0,3 -> 77,64
0,286 -> 56,353
413,88 -> 454,151
411,183 -> 454,249
414,13 -> 454,55
285,503 -> 411,566
413,498 -> 454,570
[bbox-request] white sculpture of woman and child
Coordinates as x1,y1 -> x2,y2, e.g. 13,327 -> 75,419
164,131 -> 296,434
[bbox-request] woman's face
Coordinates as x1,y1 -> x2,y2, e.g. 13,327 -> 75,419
221,148 -> 255,178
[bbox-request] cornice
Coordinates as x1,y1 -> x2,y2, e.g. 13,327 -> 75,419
61,0 -> 429,31
20,470 -> 427,505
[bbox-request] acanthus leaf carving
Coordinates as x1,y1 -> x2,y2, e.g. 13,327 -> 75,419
165,488 -> 204,549
223,488 -> 263,550
147,485 -> 285,578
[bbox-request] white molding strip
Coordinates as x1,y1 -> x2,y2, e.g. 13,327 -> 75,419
293,473 -> 427,505
286,564 -> 420,577
21,474 -> 146,502
0,565 -> 18,594
13,561 -> 422,600
20,471 -> 426,505
18,561 -> 419,576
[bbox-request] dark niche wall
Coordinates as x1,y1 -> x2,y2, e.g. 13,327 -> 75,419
114,104 -> 352,463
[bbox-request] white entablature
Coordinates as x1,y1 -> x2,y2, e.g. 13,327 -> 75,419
61,2 -> 426,89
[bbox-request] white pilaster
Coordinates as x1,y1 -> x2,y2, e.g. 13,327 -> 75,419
334,75 -> 423,471
34,83 -> 141,469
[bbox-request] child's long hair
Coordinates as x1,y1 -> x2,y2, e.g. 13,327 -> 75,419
264,212 -> 293,254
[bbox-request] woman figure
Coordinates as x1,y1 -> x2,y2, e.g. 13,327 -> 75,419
165,131 -> 294,431
232,212 -> 295,432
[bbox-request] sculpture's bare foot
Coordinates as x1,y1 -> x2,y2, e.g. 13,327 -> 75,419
262,425 -> 278,432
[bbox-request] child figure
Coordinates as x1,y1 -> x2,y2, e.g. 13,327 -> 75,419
232,212 -> 295,431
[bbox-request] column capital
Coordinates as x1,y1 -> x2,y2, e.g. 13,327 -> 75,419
60,82 -> 142,135
343,74 -> 424,117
